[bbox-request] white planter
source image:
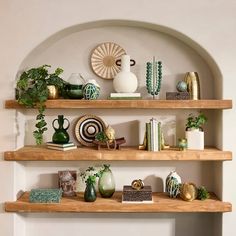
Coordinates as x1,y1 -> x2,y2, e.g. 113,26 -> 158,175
185,129 -> 204,150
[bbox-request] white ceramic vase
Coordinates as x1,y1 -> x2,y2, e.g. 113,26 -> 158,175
113,55 -> 138,93
185,129 -> 204,150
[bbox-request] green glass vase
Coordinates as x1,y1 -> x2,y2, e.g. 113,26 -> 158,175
52,115 -> 70,144
98,165 -> 115,198
84,182 -> 97,202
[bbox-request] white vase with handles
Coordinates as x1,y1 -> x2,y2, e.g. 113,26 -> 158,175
113,55 -> 138,93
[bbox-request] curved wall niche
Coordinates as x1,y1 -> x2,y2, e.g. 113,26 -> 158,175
13,20 -> 225,236
19,20 -> 221,99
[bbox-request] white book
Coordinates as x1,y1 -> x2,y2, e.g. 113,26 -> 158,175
47,145 -> 77,151
150,118 -> 159,152
46,142 -> 75,147
110,93 -> 141,97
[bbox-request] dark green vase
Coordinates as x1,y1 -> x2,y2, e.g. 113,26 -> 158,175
52,115 -> 70,144
84,183 -> 97,202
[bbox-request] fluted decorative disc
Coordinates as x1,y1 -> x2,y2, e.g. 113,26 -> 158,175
91,42 -> 126,79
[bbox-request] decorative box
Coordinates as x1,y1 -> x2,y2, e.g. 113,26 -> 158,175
29,189 -> 62,203
166,92 -> 190,100
122,185 -> 152,203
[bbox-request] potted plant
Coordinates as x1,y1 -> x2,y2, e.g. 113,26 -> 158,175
16,65 -> 66,145
80,164 -> 115,198
84,175 -> 97,202
185,112 -> 207,150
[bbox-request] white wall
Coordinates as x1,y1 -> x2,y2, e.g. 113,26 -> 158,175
0,1 -> 235,236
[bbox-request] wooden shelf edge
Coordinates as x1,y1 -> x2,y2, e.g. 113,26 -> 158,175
5,192 -> 231,213
5,99 -> 232,109
4,146 -> 232,161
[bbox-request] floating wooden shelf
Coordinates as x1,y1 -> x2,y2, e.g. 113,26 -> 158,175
5,192 -> 231,213
4,146 -> 232,161
5,99 -> 232,109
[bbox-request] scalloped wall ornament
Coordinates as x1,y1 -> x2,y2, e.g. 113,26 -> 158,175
91,42 -> 126,80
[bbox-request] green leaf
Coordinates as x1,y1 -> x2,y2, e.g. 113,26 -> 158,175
55,68 -> 64,76
35,120 -> 47,129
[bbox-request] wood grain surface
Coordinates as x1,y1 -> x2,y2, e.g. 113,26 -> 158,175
5,99 -> 232,109
5,192 -> 231,213
4,146 -> 232,161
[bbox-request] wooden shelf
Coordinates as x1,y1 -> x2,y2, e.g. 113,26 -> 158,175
5,99 -> 232,109
4,146 -> 232,161
5,192 -> 231,213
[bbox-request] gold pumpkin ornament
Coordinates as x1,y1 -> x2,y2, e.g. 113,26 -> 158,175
180,183 -> 197,202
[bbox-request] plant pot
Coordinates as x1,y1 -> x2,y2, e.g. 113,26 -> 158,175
185,129 -> 204,150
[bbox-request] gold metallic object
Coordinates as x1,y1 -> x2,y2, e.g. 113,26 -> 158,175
47,85 -> 59,99
184,72 -> 200,100
180,182 -> 197,201
105,125 -> 115,143
131,179 -> 144,190
139,132 -> 147,150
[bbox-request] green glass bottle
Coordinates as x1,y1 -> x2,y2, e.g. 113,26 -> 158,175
52,115 -> 70,144
98,164 -> 115,198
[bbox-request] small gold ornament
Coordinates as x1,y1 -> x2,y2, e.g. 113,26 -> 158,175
131,179 -> 144,190
180,182 -> 197,202
105,125 -> 115,143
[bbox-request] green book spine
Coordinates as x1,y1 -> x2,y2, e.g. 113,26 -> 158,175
146,122 -> 151,151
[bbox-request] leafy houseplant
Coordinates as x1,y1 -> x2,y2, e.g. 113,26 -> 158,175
81,164 -> 113,202
185,113 -> 208,150
16,65 -> 64,145
186,113 -> 207,131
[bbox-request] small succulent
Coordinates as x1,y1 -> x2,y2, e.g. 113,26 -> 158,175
197,186 -> 210,200
95,131 -> 108,142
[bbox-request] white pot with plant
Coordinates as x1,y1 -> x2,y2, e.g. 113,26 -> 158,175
185,113 -> 207,150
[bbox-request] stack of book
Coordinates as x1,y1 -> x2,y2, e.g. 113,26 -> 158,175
108,93 -> 141,100
146,118 -> 161,151
46,142 -> 77,151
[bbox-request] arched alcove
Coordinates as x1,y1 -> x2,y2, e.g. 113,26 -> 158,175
14,20 -> 224,236
19,20 -> 222,99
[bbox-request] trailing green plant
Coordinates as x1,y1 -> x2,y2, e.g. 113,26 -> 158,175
197,186 -> 210,200
186,112 -> 207,131
16,65 -> 64,145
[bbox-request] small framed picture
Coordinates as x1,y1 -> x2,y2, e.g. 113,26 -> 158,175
58,170 -> 77,197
